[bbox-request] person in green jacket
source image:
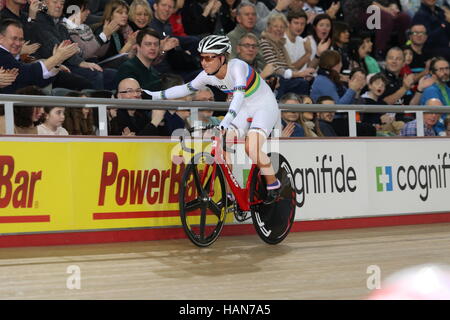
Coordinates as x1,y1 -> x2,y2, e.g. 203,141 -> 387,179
115,28 -> 163,91
348,34 -> 381,75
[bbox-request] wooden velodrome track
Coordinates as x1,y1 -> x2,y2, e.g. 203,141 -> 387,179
1,222 -> 450,300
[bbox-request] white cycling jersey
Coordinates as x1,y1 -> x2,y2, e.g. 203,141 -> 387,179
145,58 -> 279,137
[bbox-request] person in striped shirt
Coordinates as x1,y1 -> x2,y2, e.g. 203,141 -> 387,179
259,13 -> 315,99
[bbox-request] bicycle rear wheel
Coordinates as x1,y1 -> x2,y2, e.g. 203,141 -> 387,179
179,152 -> 227,247
250,153 -> 296,245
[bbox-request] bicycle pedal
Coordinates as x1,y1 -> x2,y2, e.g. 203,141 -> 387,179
234,210 -> 251,222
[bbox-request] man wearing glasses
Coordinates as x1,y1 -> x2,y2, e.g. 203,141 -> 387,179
407,24 -> 431,82
116,77 -> 167,136
0,18 -> 79,93
236,32 -> 278,91
412,0 -> 450,61
420,57 -> 450,135
227,3 -> 261,60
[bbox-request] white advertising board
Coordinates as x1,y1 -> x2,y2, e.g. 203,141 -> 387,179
259,138 -> 450,221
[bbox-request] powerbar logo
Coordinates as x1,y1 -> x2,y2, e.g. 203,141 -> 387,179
375,153 -> 450,201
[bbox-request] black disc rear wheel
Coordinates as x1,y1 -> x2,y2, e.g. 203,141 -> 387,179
250,153 -> 296,244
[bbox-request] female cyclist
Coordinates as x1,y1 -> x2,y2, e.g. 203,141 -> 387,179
145,35 -> 282,204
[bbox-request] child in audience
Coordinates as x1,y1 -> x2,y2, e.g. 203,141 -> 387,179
361,73 -> 388,126
37,106 -> 69,135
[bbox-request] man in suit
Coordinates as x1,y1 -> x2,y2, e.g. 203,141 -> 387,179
0,18 -> 79,93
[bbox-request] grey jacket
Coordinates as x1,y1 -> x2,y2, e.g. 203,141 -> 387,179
30,12 -> 84,67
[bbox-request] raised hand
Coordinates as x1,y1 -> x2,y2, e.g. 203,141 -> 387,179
0,67 -> 19,88
417,75 -> 435,92
402,73 -> 415,90
20,41 -> 41,56
53,40 -> 80,61
296,67 -> 316,79
281,122 -> 295,137
260,63 -> 276,79
151,109 -> 166,127
126,31 -> 138,45
317,38 -> 331,57
122,127 -> 136,136
161,37 -> 179,52
79,61 -> 103,72
28,0 -> 40,19
103,20 -> 120,39
212,0 -> 222,16
326,2 -> 340,19
349,71 -> 366,92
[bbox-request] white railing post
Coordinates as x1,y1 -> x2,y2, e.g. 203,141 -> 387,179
93,104 -> 108,137
3,102 -> 15,135
348,110 -> 357,137
416,111 -> 424,137
272,110 -> 282,138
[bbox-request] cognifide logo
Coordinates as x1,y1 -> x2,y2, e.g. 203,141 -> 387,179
376,166 -> 393,192
293,154 -> 358,207
375,153 -> 450,201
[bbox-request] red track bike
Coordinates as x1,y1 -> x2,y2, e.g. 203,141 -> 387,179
178,125 -> 296,247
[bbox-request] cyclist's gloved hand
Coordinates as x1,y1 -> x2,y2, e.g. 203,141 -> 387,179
219,112 -> 234,130
142,89 -> 160,100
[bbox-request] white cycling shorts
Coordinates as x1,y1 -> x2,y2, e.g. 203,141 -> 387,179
229,100 -> 279,138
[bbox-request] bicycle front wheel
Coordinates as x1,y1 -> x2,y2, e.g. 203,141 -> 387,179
179,152 -> 227,247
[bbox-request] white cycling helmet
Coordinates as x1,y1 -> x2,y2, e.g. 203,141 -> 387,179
198,35 -> 232,55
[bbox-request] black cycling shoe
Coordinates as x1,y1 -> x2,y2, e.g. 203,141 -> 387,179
226,193 -> 236,206
263,187 -> 281,205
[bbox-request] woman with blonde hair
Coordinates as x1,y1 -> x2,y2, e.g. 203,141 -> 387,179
259,13 -> 315,99
298,96 -> 323,137
280,93 -> 323,137
128,0 -> 153,31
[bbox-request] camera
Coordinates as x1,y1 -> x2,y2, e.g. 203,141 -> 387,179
38,2 -> 48,13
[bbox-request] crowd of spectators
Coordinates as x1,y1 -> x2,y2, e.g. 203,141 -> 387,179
1,0 -> 450,137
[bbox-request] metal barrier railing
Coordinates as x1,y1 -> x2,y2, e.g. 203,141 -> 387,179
1,94 -> 450,137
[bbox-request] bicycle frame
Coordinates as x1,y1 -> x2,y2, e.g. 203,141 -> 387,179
198,134 -> 260,212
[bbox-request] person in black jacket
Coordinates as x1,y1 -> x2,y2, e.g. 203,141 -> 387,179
116,78 -> 168,136
412,0 -> 450,62
0,0 -> 39,40
29,0 -> 111,89
181,0 -> 222,37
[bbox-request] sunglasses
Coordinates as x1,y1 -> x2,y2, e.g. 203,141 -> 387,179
200,55 -> 219,62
